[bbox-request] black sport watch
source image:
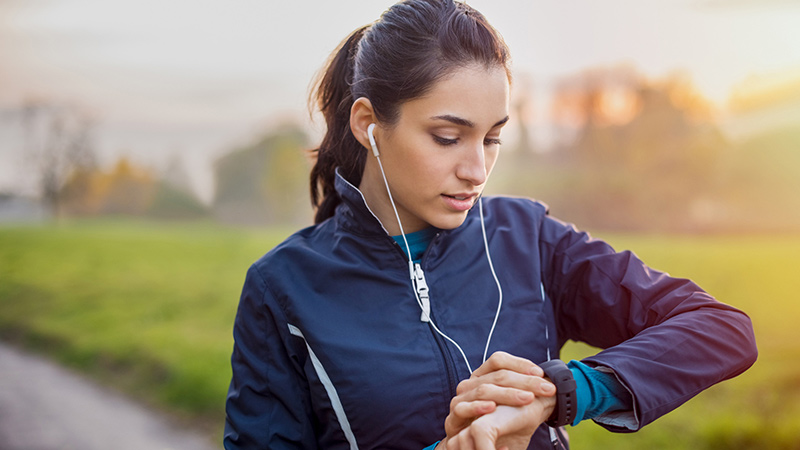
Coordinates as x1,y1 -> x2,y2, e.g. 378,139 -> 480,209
540,359 -> 577,428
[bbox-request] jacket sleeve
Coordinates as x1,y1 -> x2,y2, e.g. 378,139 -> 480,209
539,213 -> 757,432
224,264 -> 318,449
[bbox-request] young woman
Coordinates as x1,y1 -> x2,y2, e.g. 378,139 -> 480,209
224,1 -> 757,449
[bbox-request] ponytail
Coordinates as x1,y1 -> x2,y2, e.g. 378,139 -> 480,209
309,26 -> 368,224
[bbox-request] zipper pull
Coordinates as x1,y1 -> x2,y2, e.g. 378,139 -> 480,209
549,427 -> 563,449
413,263 -> 431,322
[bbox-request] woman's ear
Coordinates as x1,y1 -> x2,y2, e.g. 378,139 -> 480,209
350,97 -> 378,153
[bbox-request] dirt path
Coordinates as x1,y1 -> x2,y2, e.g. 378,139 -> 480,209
0,342 -> 219,450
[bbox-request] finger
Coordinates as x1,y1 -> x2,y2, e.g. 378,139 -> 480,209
455,382 -> 535,407
453,399 -> 496,419
463,420 -> 499,450
445,436 -> 459,450
445,400 -> 495,437
536,378 -> 556,397
448,431 -> 464,450
471,351 -> 543,378
474,430 -> 496,450
459,370 -> 555,398
460,370 -> 526,394
454,427 -> 479,450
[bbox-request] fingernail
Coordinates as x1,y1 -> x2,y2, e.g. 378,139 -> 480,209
528,366 -> 543,376
541,382 -> 555,393
518,391 -> 534,401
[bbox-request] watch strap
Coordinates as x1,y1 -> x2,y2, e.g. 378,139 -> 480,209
540,359 -> 577,428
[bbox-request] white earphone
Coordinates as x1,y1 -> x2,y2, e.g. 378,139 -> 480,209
367,123 -> 380,157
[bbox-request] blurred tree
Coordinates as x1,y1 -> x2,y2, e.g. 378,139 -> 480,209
146,181 -> 209,219
550,65 -> 642,154
100,158 -> 156,215
60,167 -> 100,215
146,155 -> 209,219
60,157 -> 158,216
213,124 -> 310,226
20,98 -> 97,217
503,66 -> 728,232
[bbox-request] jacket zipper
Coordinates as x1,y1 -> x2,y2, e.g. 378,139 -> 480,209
552,426 -> 569,450
420,233 -> 460,398
382,219 -> 562,447
392,234 -> 460,399
427,309 -> 460,398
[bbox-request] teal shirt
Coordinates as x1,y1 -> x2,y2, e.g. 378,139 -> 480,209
391,227 -> 439,264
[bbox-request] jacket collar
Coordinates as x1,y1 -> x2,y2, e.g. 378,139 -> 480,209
333,168 -> 391,236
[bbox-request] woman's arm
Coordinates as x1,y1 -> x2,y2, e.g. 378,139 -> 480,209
224,265 -> 317,449
539,214 -> 758,430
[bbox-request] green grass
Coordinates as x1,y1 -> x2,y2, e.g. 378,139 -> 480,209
1,220 -> 798,448
0,219 -> 294,437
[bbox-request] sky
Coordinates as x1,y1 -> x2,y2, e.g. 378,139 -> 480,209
2,0 -> 799,201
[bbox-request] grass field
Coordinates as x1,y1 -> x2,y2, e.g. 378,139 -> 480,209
0,219 -> 294,439
1,219 -> 798,449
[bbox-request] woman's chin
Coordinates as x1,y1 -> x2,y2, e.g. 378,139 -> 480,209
428,212 -> 469,231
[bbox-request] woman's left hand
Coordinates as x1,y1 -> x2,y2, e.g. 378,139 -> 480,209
445,394 -> 556,450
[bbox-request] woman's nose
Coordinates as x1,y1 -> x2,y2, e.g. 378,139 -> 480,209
456,141 -> 488,186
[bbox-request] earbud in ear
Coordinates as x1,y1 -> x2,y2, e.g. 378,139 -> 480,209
367,123 -> 380,157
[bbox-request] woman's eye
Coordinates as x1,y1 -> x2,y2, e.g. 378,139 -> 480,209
433,135 -> 459,146
484,138 -> 502,146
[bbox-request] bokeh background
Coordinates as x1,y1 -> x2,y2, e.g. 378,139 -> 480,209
1,0 -> 799,448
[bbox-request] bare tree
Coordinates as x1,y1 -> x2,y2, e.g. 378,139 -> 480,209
20,98 -> 97,217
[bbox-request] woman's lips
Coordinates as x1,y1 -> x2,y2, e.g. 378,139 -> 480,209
441,193 -> 476,212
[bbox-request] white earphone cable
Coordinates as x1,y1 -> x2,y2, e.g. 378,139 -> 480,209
414,287 -> 475,373
479,197 -> 503,364
375,154 -> 475,373
375,156 -> 412,261
371,127 -> 502,375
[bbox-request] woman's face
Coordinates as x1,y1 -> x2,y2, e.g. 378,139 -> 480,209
360,64 -> 510,235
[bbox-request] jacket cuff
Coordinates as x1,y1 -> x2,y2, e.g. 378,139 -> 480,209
590,365 -> 640,431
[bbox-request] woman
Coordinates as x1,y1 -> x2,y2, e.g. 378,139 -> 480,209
224,1 -> 757,449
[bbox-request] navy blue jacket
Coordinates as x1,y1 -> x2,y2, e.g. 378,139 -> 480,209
224,173 -> 757,449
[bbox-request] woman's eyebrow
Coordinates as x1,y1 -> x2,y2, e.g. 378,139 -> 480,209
431,114 -> 474,127
430,114 -> 510,128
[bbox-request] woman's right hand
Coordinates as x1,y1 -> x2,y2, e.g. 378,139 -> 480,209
438,352 -> 556,449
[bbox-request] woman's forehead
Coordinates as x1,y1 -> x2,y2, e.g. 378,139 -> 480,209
398,65 -> 510,127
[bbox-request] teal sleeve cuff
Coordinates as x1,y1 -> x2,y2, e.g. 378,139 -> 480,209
568,361 -> 591,426
422,441 -> 440,450
568,360 -> 632,426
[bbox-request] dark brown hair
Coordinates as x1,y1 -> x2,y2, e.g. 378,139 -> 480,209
309,0 -> 510,223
